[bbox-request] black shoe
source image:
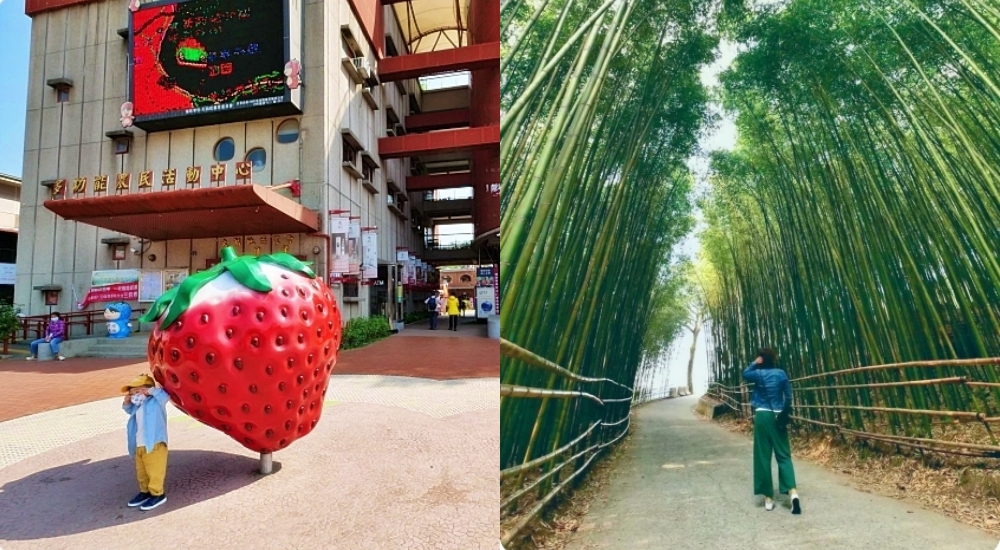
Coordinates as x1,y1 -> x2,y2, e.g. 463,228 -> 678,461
791,495 -> 802,515
127,492 -> 151,507
140,494 -> 167,511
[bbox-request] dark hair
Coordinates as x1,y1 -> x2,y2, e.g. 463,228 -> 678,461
52,312 -> 61,318
757,347 -> 778,368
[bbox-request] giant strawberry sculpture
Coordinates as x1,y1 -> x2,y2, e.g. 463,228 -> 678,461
141,247 -> 341,454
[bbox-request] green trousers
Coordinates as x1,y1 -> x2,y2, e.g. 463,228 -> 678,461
753,410 -> 797,498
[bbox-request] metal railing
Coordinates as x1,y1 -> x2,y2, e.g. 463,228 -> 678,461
500,339 -> 633,547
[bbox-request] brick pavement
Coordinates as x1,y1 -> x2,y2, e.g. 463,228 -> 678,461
0,328 -> 499,423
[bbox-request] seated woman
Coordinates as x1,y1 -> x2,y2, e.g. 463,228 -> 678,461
27,311 -> 66,361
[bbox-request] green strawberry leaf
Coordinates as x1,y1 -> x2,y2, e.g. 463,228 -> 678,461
145,246 -> 310,330
159,265 -> 226,329
140,286 -> 179,323
227,256 -> 273,293
258,253 -> 316,278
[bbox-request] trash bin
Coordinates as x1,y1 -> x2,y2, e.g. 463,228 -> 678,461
487,316 -> 499,340
36,342 -> 55,362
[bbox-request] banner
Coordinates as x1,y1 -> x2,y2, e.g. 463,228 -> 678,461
494,264 -> 501,314
408,254 -> 417,285
477,266 -> 493,287
361,229 -> 378,279
348,219 -> 361,275
330,216 -> 350,274
0,263 -> 15,285
396,248 -> 409,263
80,269 -> 139,308
476,286 -> 495,318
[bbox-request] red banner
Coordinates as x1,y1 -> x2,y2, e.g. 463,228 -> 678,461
79,283 -> 139,308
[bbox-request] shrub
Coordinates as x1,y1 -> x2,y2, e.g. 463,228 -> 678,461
340,315 -> 392,350
0,301 -> 20,342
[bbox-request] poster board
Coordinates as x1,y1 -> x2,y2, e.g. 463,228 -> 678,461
164,269 -> 190,292
139,270 -> 164,303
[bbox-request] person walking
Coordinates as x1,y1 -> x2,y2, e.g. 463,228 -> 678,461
458,293 -> 469,317
743,347 -> 801,514
27,311 -> 66,361
424,292 -> 440,330
447,293 -> 460,331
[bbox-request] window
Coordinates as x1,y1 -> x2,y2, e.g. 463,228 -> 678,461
57,89 -> 69,103
343,141 -> 360,166
245,148 -> 267,172
344,282 -> 359,298
276,119 -> 299,144
214,138 -> 235,161
461,275 -> 473,283
362,162 -> 374,181
443,275 -> 453,283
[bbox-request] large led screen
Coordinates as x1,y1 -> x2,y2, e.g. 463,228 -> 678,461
129,0 -> 302,131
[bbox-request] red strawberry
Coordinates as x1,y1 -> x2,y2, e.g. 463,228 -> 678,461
141,246 -> 342,453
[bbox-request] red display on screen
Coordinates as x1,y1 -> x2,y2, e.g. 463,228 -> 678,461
130,0 -> 289,124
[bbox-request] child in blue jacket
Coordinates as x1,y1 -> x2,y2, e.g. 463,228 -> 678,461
121,374 -> 170,511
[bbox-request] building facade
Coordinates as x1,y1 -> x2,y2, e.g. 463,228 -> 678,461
15,0 -> 499,323
0,174 -> 21,304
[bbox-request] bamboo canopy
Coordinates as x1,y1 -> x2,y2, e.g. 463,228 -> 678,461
500,0 -> 716,545
503,0 -> 1000,545
702,0 -> 1000,439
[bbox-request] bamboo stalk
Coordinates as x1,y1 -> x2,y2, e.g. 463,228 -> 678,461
794,377 -> 969,392
500,384 -> 605,407
500,421 -> 602,481
501,338 -> 633,392
792,358 -> 1000,383
797,404 -> 983,420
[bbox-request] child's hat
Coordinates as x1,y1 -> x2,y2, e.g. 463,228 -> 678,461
121,373 -> 155,393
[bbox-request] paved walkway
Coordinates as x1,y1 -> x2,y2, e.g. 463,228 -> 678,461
567,397 -> 998,550
0,375 -> 498,549
0,324 -> 500,549
0,322 -> 498,422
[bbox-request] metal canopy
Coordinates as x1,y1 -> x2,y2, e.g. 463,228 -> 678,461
44,185 -> 320,241
393,0 -> 469,54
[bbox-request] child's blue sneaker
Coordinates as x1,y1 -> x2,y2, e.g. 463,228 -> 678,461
127,492 -> 151,507
139,494 -> 167,511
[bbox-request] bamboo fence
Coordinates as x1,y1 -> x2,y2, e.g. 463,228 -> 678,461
705,357 -> 1000,459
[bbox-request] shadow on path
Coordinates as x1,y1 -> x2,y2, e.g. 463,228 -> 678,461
566,397 -> 998,550
0,450 -> 276,540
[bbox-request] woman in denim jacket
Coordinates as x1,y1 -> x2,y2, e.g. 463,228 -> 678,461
743,347 -> 801,514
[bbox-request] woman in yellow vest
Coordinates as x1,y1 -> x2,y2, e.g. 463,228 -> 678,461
447,293 -> 461,331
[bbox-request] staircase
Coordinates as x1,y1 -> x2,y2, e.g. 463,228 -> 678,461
61,334 -> 150,359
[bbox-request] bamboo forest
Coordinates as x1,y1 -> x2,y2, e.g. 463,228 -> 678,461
501,0 -> 1000,546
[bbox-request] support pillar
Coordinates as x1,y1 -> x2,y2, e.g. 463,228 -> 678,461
469,0 -> 501,242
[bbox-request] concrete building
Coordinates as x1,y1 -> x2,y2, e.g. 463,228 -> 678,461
15,0 -> 499,322
0,174 -> 21,304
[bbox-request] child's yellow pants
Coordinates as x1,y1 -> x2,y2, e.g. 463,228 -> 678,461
135,443 -> 168,496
